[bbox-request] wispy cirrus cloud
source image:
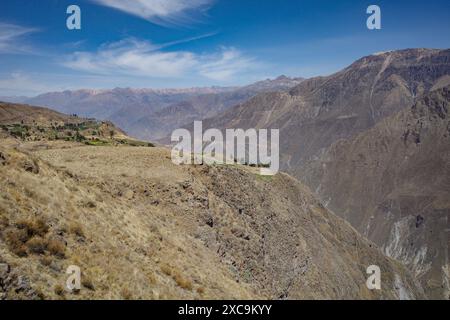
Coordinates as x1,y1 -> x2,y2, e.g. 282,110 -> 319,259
62,38 -> 259,83
91,0 -> 215,26
199,47 -> 257,81
0,23 -> 39,54
63,38 -> 198,77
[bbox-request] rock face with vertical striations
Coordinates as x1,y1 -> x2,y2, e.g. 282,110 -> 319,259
203,49 -> 450,169
200,49 -> 450,298
300,86 -> 450,299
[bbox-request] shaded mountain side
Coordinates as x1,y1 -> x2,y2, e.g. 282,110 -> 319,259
0,142 -> 425,300
199,49 -> 450,169
299,86 -> 450,299
179,48 -> 450,299
21,77 -> 304,142
23,87 -> 237,139
24,87 -> 235,122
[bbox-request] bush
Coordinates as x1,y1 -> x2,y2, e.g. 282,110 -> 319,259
82,277 -> 95,291
47,238 -> 66,258
5,217 -> 67,258
26,237 -> 47,254
120,287 -> 133,300
16,218 -> 48,237
68,222 -> 85,237
173,273 -> 193,291
161,264 -> 193,290
197,287 -> 205,295
40,255 -> 53,266
54,284 -> 65,296
5,228 -> 29,257
160,264 -> 172,276
0,215 -> 9,227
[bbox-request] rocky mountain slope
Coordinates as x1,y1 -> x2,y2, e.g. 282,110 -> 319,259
0,103 -> 424,300
15,76 -> 303,141
202,49 -> 450,168
198,48 -> 450,299
300,86 -> 450,299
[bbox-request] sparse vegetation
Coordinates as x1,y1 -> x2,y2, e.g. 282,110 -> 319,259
2,119 -> 154,147
54,284 -> 65,296
16,217 -> 49,237
173,273 -> 193,291
2,217 -> 66,259
160,264 -> 193,291
40,255 -> 53,266
46,238 -> 66,258
197,287 -> 205,295
68,222 -> 85,237
5,228 -> 29,257
120,287 -> 133,300
81,277 -> 95,291
26,237 -> 47,254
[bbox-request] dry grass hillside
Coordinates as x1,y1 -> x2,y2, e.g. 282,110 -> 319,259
0,102 -> 152,147
0,138 -> 425,300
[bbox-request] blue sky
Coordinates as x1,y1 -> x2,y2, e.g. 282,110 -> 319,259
0,0 -> 449,96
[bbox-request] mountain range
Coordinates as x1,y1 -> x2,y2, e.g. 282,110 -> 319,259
3,76 -> 303,141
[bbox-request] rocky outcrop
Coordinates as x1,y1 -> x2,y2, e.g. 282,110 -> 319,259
0,263 -> 42,300
200,49 -> 450,299
300,86 -> 450,299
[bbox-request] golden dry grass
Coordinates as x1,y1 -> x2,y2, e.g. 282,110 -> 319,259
0,140 -> 425,300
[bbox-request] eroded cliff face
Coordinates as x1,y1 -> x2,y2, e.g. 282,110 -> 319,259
300,86 -> 450,299
198,49 -> 450,299
0,125 -> 424,299
203,49 -> 450,169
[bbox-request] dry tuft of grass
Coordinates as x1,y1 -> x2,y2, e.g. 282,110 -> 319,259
26,237 -> 47,254
197,287 -> 205,295
173,273 -> 193,291
16,217 -> 49,237
54,284 -> 65,296
5,228 -> 29,257
160,264 -> 172,276
3,216 -> 66,259
40,255 -> 53,266
81,277 -> 95,291
68,222 -> 85,237
160,264 -> 193,291
46,238 -> 66,258
120,287 -> 133,300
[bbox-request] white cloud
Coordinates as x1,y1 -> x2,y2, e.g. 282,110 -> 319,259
199,47 -> 257,81
0,72 -> 56,96
62,38 -> 259,83
0,23 -> 38,54
91,0 -> 214,26
63,38 -> 198,77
